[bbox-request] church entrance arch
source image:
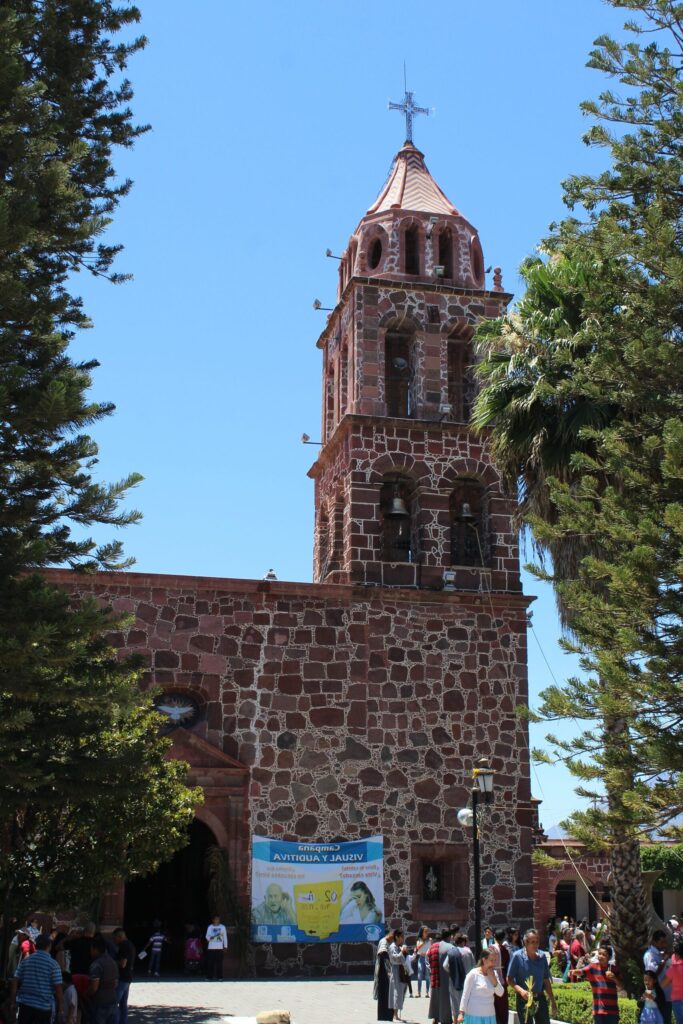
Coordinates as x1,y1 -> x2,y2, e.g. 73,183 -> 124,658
124,818 -> 216,974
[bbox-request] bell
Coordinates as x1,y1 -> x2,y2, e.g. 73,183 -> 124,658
460,502 -> 475,521
385,494 -> 410,519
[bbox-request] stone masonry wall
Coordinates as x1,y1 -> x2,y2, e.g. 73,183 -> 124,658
51,569 -> 535,974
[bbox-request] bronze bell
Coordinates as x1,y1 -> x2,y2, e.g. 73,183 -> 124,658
385,492 -> 410,519
460,502 -> 475,521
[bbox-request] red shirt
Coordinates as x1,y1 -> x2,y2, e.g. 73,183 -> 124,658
666,955 -> 683,1002
582,963 -> 620,1016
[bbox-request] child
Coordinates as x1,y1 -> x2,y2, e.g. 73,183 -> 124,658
145,921 -> 168,977
570,944 -> 620,1023
642,970 -> 665,1024
184,929 -> 203,975
62,970 -> 78,1024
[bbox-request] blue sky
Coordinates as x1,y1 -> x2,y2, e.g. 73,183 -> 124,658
71,0 -> 633,829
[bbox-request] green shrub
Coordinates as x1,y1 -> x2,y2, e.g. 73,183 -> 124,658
553,987 -> 639,1024
508,983 -> 638,1024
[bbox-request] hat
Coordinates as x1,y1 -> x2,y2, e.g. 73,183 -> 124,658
35,934 -> 51,950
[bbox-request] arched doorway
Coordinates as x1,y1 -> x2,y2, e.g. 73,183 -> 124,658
124,818 -> 216,973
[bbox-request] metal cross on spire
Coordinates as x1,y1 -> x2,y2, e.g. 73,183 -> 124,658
388,71 -> 430,144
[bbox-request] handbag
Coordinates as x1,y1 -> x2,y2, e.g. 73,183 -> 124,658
399,964 -> 410,984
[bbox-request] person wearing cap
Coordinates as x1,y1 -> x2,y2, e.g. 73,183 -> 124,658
9,933 -> 64,1023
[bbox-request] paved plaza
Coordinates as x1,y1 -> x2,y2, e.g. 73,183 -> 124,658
128,978 -> 436,1024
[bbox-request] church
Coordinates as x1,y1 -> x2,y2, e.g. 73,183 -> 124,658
52,103 -> 535,974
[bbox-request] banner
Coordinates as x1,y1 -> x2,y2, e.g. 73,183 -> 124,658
250,835 -> 384,943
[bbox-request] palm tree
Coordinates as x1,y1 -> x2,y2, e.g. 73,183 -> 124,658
472,252 -> 649,991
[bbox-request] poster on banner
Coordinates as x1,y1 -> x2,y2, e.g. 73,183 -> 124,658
250,835 -> 384,943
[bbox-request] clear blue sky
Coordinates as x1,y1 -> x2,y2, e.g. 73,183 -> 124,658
71,0 -> 632,829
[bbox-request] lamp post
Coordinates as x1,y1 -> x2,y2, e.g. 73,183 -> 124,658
457,757 -> 494,958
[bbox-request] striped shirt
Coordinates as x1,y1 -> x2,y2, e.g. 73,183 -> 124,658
15,950 -> 62,1010
582,963 -> 620,1016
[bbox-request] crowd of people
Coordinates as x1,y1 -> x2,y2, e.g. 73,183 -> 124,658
1,913 -> 229,1023
373,917 -> 683,1024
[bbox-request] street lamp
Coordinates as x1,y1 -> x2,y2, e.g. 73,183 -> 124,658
458,757 -> 494,958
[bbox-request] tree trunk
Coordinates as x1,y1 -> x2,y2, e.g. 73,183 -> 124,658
603,714 -> 649,997
609,835 -> 650,995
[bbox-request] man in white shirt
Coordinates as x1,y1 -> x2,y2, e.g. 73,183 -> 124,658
205,916 -> 228,981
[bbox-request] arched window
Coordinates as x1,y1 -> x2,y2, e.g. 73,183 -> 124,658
318,507 -> 330,578
380,476 -> 413,563
330,487 -> 344,570
385,330 -> 414,417
404,225 -> 420,275
450,479 -> 487,566
437,228 -> 453,279
447,333 -> 475,422
340,345 -> 348,417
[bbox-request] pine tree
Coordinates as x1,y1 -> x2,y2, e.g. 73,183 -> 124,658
473,0 -> 683,992
0,1 -> 197,951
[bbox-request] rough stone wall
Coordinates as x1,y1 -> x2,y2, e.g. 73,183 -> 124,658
311,416 -> 520,593
51,569 -> 535,974
312,274 -> 514,589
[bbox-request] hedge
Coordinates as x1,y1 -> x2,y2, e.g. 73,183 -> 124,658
508,983 -> 639,1024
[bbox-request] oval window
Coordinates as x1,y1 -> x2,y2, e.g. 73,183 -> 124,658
368,237 -> 383,270
470,235 -> 484,287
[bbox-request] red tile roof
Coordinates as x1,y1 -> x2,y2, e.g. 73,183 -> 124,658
367,143 -> 459,216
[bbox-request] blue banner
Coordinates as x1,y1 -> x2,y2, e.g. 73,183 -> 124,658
250,835 -> 385,943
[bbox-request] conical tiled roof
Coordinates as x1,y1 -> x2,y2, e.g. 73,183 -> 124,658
367,143 -> 459,217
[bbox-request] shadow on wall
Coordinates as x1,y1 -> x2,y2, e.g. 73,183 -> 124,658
129,1009 -> 225,1024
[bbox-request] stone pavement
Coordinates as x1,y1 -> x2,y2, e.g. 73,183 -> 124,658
128,978 -> 436,1024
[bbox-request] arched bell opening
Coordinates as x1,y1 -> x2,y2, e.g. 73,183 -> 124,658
403,224 -> 421,276
436,227 -> 454,279
447,328 -> 476,423
449,479 -> 489,567
380,475 -> 416,563
385,330 -> 415,418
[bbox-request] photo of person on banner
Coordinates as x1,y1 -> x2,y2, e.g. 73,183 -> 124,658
340,880 -> 383,925
252,883 -> 297,926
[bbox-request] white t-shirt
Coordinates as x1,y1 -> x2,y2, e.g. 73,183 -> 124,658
206,923 -> 228,950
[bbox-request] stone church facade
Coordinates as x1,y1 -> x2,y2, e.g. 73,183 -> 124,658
51,138 -> 535,973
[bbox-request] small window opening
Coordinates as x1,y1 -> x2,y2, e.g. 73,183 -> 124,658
438,230 -> 453,278
380,478 -> 413,562
423,862 -> 443,902
385,333 -> 413,417
450,480 -> 487,567
368,238 -> 383,270
404,226 -> 420,275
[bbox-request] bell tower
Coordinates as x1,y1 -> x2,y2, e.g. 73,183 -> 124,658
309,132 -> 520,594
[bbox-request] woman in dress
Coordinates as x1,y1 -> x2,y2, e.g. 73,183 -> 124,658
341,880 -> 382,924
388,928 -> 408,1021
374,928 -> 394,1021
456,947 -> 504,1024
